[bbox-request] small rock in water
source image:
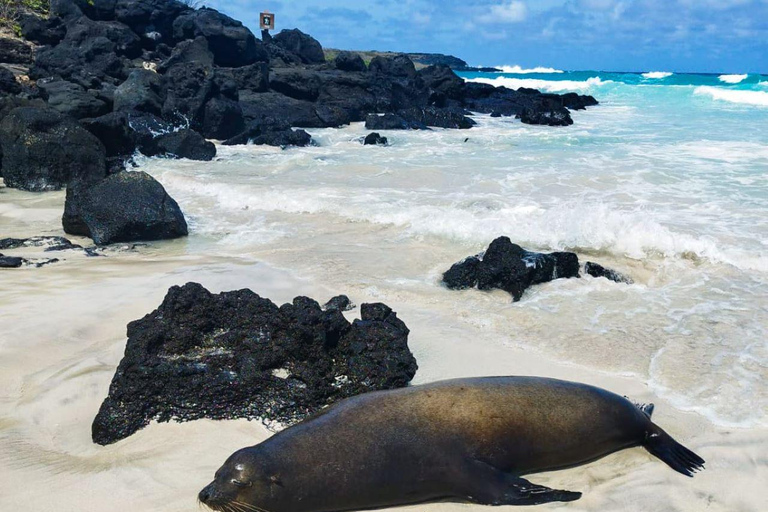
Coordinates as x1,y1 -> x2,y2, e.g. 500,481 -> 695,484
0,254 -> 24,268
92,283 -> 417,445
584,262 -> 633,284
363,132 -> 388,146
443,236 -> 580,301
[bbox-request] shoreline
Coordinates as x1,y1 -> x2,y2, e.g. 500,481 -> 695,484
1,187 -> 766,511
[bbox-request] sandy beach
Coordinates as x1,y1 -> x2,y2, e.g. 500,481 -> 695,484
1,176 -> 766,512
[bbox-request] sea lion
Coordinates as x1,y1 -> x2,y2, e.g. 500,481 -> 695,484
199,376 -> 704,511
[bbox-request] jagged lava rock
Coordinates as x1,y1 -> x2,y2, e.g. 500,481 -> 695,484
443,236 -> 580,301
92,282 -> 417,445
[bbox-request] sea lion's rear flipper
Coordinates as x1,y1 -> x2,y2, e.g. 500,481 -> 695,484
644,424 -> 705,477
495,478 -> 582,506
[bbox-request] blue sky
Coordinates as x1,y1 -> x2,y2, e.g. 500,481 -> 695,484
204,0 -> 767,73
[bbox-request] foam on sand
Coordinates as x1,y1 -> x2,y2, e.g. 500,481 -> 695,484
718,74 -> 748,84
694,86 -> 768,107
642,71 -> 673,79
464,75 -> 609,93
498,65 -> 564,74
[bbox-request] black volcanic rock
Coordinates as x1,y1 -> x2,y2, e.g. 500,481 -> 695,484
81,112 -> 138,158
272,28 -> 324,64
30,35 -> 130,85
0,107 -> 106,192
369,54 -> 417,79
64,171 -> 188,244
0,66 -> 20,95
144,129 -> 216,160
201,96 -> 245,139
0,37 -> 34,65
172,8 -> 266,67
420,65 -> 466,104
19,14 -> 66,46
443,237 -> 581,301
65,16 -> 143,58
91,282 -> 417,445
270,69 -> 321,101
223,118 -> 311,147
113,69 -> 167,115
114,0 -> 190,44
0,254 -> 24,268
38,79 -> 110,119
585,262 -> 633,284
334,51 -> 366,72
363,132 -> 388,145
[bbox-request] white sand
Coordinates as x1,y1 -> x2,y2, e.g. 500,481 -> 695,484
1,187 -> 766,512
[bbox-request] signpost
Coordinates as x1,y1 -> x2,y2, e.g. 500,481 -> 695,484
260,11 -> 275,31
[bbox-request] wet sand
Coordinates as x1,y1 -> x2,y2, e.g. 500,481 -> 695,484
1,186 -> 766,512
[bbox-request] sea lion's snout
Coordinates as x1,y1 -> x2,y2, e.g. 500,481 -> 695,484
198,482 -> 216,506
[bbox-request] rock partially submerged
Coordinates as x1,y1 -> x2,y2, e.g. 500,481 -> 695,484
363,132 -> 388,145
443,237 -> 630,300
585,261 -> 634,284
92,282 -> 417,445
64,171 -> 188,245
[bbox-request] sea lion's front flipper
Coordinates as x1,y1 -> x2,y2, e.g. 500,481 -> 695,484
496,478 -> 582,506
462,460 -> 581,506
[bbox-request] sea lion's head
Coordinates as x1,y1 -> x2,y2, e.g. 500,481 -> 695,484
199,448 -> 282,512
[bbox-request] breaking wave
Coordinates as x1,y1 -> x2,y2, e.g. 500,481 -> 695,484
642,71 -> 673,79
718,74 -> 748,84
694,86 -> 768,107
497,65 -> 564,74
464,76 -> 609,93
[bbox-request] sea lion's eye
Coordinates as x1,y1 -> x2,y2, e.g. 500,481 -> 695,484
231,479 -> 252,488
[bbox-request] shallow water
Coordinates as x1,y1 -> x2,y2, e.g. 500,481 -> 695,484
1,70 -> 767,511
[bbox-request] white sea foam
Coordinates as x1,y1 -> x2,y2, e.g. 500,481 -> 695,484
464,76 -> 609,93
498,65 -> 564,74
718,73 -> 748,84
154,170 -> 768,273
642,71 -> 673,79
694,86 -> 768,107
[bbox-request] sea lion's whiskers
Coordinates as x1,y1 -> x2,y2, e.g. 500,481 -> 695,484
233,501 -> 266,512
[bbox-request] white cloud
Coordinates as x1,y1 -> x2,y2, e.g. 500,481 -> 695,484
477,1 -> 528,24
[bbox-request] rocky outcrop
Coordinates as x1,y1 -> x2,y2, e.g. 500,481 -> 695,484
63,171 -> 187,244
444,237 -> 632,300
223,118 -> 311,147
172,8 -> 267,67
91,282 -> 417,445
271,28 -> 325,64
443,237 -> 580,301
0,107 -> 106,192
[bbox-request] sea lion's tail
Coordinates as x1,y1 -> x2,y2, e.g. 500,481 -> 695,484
643,424 -> 705,477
